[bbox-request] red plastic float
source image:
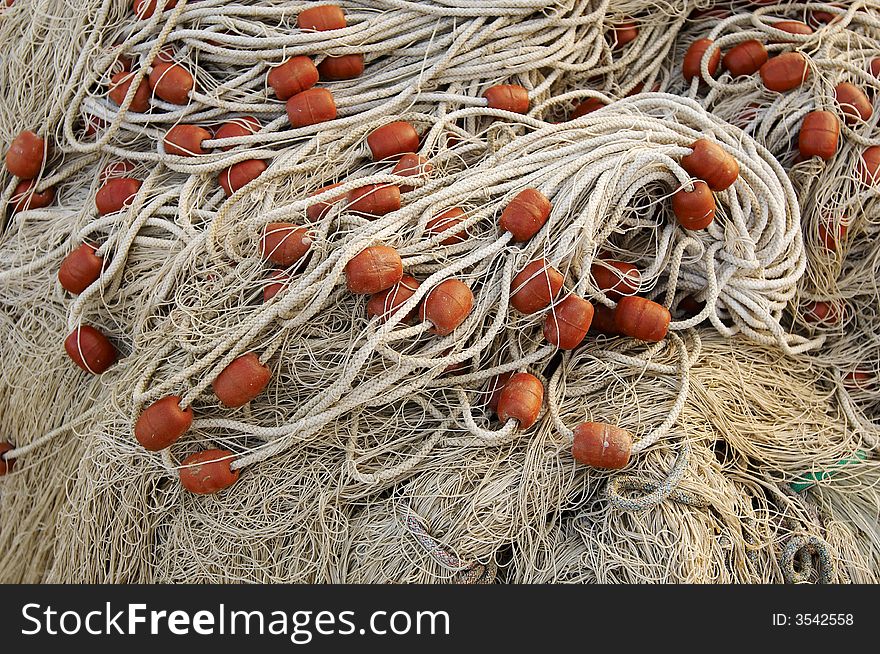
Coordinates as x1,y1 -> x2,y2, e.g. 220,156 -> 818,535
108,72 -> 151,113
760,52 -> 810,92
590,303 -> 620,335
496,372 -> 544,429
818,221 -> 847,252
811,9 -> 842,26
267,56 -> 319,100
214,116 -> 261,150
680,139 -> 739,191
483,84 -> 529,114
317,54 -> 364,80
510,259 -> 564,314
218,159 -> 267,196
672,181 -> 716,230
392,153 -> 432,192
133,0 -> 177,19
298,5 -> 346,31
860,146 -> 880,185
722,40 -> 768,77
677,295 -> 705,317
835,83 -> 873,124
5,130 -> 45,179
572,422 -> 633,469
570,98 -> 606,119
96,177 -> 141,215
134,395 -> 193,451
260,223 -> 311,267
487,371 -> 515,413
367,121 -> 420,161
591,260 -> 641,300
843,371 -> 873,391
611,22 -> 638,50
419,279 -> 474,336
286,88 -> 337,127
101,160 -> 136,182
367,275 -> 420,323
149,55 -> 194,104
773,20 -> 813,37
64,326 -> 117,374
798,111 -> 839,160
307,183 -> 344,220
543,295 -> 594,350
346,184 -> 401,216
345,245 -> 403,294
683,38 -> 720,81
500,188 -> 551,242
163,124 -> 212,156
11,180 -> 54,213
803,301 -> 840,324
0,442 -> 13,475
614,296 -> 671,342
426,208 -> 467,245
213,353 -> 271,408
59,243 -> 103,294
262,270 -> 289,302
179,449 -> 239,494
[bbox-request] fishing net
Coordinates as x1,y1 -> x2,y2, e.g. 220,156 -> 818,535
1,0 -> 879,584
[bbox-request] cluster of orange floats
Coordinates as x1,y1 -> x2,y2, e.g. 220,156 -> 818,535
681,20 -> 880,181
5,5 -> 877,486
677,16 -> 878,335
127,140 -> 680,491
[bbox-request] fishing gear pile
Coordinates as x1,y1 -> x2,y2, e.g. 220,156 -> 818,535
1,0 -> 878,584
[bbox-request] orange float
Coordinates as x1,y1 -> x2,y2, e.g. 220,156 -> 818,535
213,353 -> 271,408
5,130 -> 46,179
318,54 -> 364,80
179,449 -> 239,494
426,208 -> 467,245
286,88 -> 337,127
367,275 -> 420,323
260,223 -> 311,267
58,243 -> 103,295
345,246 -> 403,294
510,259 -> 564,314
683,38 -> 720,81
672,181 -> 716,230
760,52 -> 810,92
500,188 -> 551,242
134,396 -> 193,451
798,111 -> 839,160
64,326 -> 117,374
11,180 -> 55,212
108,72 -> 151,113
591,260 -> 641,300
218,159 -> 267,196
572,422 -> 633,469
367,121 -> 420,161
483,84 -> 529,113
722,40 -> 768,77
163,124 -> 212,156
419,279 -> 474,335
614,296 -> 671,342
298,5 -> 346,31
346,184 -> 401,216
680,139 -> 739,191
496,372 -> 544,429
543,295 -> 594,349
267,56 -> 319,100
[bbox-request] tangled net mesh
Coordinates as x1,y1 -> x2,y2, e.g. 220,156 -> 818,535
1,0 -> 879,584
